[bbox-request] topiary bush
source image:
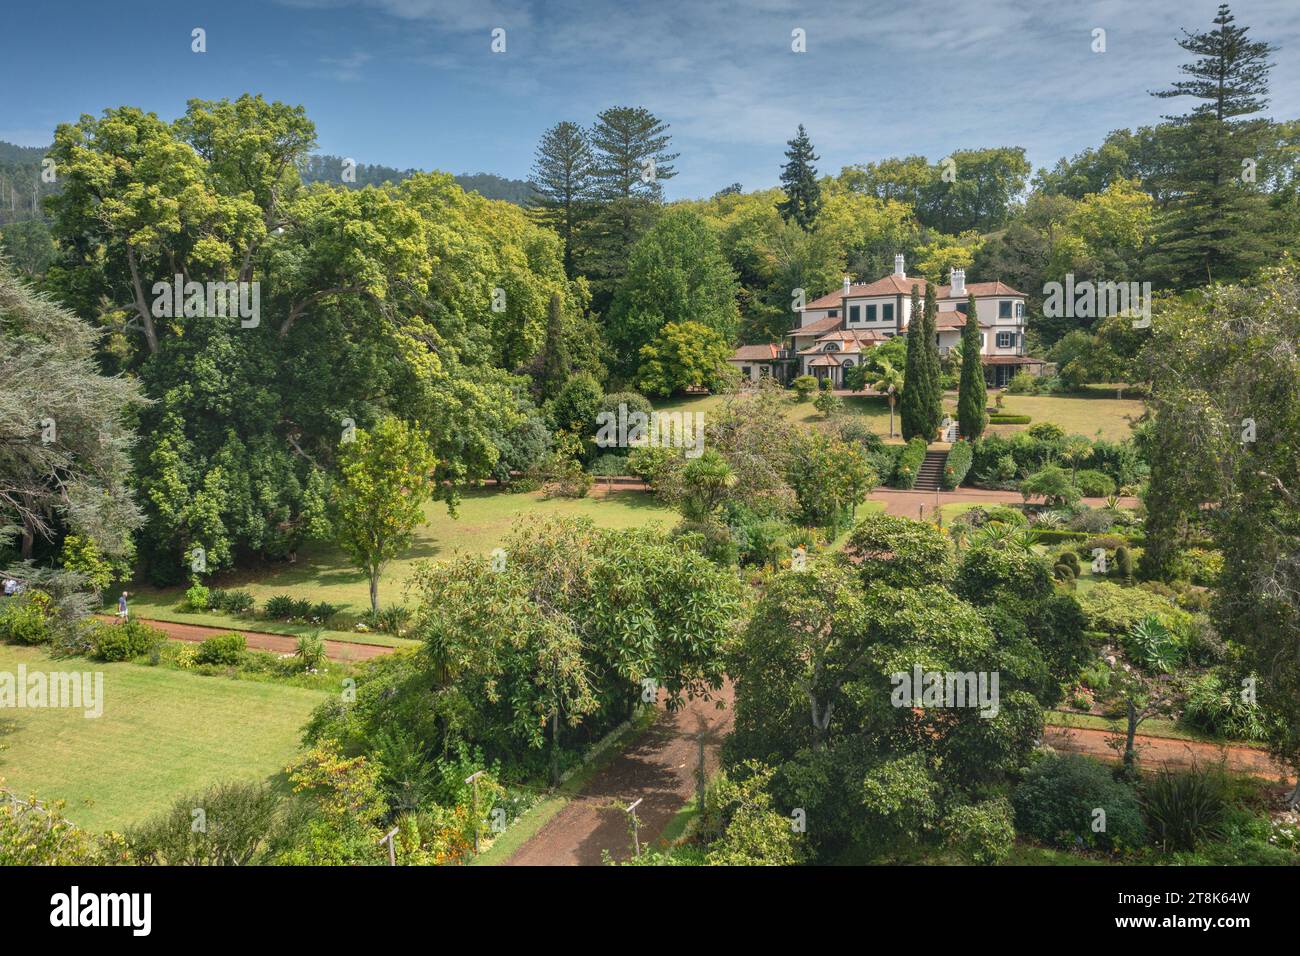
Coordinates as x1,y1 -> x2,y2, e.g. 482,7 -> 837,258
1012,754 -> 1147,852
941,440 -> 973,489
791,375 -> 818,401
194,632 -> 247,666
890,437 -> 928,489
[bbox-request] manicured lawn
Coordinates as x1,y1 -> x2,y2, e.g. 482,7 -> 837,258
124,487 -> 678,620
988,388 -> 1144,441
655,392 -> 901,440
0,644 -> 327,832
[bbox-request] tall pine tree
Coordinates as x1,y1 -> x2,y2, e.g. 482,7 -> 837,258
587,107 -> 678,311
900,286 -> 928,440
1151,3 -> 1278,286
778,125 -> 822,230
529,122 -> 595,279
956,293 -> 987,440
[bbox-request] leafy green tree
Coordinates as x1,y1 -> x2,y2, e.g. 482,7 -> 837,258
956,294 -> 987,440
331,417 -> 437,611
529,122 -> 595,278
608,208 -> 739,378
1141,264 -> 1300,802
1019,464 -> 1081,508
635,321 -> 734,398
785,432 -> 875,532
777,125 -> 822,230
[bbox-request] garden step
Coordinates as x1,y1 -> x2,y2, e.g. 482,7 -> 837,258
913,450 -> 949,491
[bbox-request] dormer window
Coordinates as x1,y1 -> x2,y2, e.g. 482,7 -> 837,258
823,341 -> 840,352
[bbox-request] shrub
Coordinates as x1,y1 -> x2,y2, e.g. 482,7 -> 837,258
263,595 -> 297,621
184,582 -> 210,611
1019,464 -> 1080,507
1140,764 -> 1230,853
1026,422 -> 1066,442
988,413 -> 1031,425
1053,561 -> 1077,583
296,633 -> 327,672
194,632 -> 247,666
209,589 -> 255,614
1180,672 -> 1269,741
91,619 -> 166,662
626,445 -> 680,492
941,440 -> 973,489
890,437 -> 929,489
942,798 -> 1016,865
363,605 -> 412,636
588,453 -> 627,478
309,602 -> 341,625
1077,582 -> 1192,638
1012,754 -> 1147,852
1114,545 -> 1134,583
791,375 -> 818,401
1068,506 -> 1117,535
813,390 -> 842,418
0,594 -> 53,645
1057,550 -> 1081,575
1005,371 -> 1038,394
1169,547 -> 1223,587
1075,469 -> 1116,498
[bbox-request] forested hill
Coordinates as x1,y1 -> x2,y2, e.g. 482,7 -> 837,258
298,153 -> 536,204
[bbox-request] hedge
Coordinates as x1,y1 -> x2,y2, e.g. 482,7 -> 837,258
988,414 -> 1032,424
890,437 -> 929,489
942,440 -> 973,489
1030,527 -> 1146,547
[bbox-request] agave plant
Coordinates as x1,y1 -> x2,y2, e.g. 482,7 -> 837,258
1128,615 -> 1180,674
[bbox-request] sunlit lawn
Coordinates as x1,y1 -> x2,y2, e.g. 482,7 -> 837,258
124,487 -> 678,623
0,644 -> 326,832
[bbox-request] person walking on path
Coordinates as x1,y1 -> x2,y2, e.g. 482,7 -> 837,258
117,591 -> 130,621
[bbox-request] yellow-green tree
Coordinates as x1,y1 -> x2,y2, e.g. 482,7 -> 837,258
332,418 -> 437,611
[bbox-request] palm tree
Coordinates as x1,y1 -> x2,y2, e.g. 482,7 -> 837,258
872,360 -> 904,438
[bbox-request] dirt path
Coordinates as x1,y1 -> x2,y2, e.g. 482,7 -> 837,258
1044,725 -> 1288,781
505,684 -> 734,866
94,615 -> 395,662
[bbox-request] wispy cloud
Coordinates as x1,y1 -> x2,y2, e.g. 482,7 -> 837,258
318,50 -> 373,81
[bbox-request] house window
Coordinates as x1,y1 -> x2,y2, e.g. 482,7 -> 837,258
882,303 -> 894,323
849,305 -> 860,322
996,331 -> 1014,348
823,341 -> 839,351
998,301 -> 1012,319
866,304 -> 877,322
1015,301 -> 1025,318
742,366 -> 752,377
828,310 -> 838,317
956,302 -> 969,315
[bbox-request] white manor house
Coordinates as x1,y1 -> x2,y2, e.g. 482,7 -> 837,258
729,255 -> 1047,389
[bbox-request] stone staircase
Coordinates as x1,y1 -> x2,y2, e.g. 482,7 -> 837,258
913,450 -> 949,492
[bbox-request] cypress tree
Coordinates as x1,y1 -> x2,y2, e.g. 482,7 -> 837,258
777,125 -> 822,230
920,282 -> 943,439
538,291 -> 571,394
957,293 -> 987,440
900,286 -> 926,440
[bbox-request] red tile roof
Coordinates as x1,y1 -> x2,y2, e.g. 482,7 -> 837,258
804,276 -> 1025,310
730,343 -> 781,361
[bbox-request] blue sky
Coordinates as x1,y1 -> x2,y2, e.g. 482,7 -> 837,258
5,0 -> 1300,199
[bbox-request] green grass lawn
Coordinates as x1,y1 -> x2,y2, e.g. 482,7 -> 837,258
655,392 -> 902,440
0,644 -> 327,832
124,487 -> 678,622
989,388 -> 1144,442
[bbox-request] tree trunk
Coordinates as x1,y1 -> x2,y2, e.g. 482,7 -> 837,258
1125,700 -> 1139,772
369,569 -> 380,613
551,709 -> 561,786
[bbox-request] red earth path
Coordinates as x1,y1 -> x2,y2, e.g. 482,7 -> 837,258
1044,724 -> 1287,781
94,615 -> 394,662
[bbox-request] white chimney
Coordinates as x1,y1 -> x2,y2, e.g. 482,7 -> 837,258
843,275 -> 851,297
894,254 -> 905,277
950,268 -> 966,297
